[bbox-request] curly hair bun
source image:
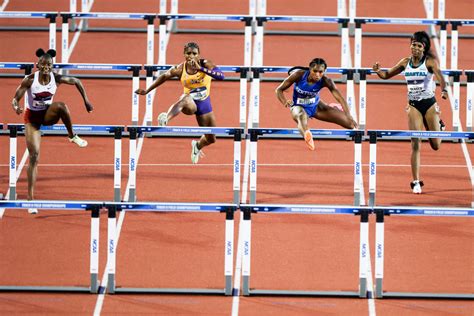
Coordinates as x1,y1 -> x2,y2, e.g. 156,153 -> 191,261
35,48 -> 57,58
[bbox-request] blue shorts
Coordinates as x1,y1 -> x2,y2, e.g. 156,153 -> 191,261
194,96 -> 213,116
292,103 -> 318,118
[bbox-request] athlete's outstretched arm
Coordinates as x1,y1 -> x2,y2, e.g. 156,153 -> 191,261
135,65 -> 181,95
200,59 -> 225,80
373,57 -> 408,80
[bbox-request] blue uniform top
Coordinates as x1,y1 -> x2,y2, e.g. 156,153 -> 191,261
292,70 -> 324,108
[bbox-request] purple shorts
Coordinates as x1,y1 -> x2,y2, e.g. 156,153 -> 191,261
194,96 -> 213,115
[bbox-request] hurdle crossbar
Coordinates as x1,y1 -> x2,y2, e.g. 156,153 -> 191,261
367,130 -> 474,207
0,200 -> 103,293
104,202 -> 237,295
374,206 -> 474,299
247,128 -> 364,205
0,12 -> 57,52
6,124 -> 124,202
240,204 -> 369,298
253,16 -> 350,67
466,70 -> 474,131
126,126 -> 243,204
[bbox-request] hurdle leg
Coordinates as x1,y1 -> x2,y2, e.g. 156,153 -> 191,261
128,128 -> 137,202
368,132 -> 377,207
353,132 -> 362,206
90,206 -> 100,293
241,207 -> 252,296
375,210 -> 385,298
9,126 -> 18,200
358,210 -> 369,298
114,128 -> 122,202
224,208 -> 235,295
233,131 -> 242,204
249,130 -> 258,204
107,206 -> 117,294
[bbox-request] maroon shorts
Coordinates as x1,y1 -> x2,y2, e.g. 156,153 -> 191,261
24,108 -> 48,125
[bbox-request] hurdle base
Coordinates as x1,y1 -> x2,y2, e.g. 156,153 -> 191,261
0,286 -> 92,293
247,289 -> 362,297
379,291 -> 474,300
113,287 -> 227,295
225,275 -> 232,295
8,187 -> 16,200
369,193 -> 375,207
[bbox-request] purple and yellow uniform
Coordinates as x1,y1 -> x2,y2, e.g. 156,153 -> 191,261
181,61 -> 213,115
292,70 -> 324,117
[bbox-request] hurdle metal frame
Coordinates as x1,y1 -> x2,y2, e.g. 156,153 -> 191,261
6,124 -> 124,202
465,70 -> 474,131
240,204 -> 370,298
0,200 -> 103,293
247,128 -> 364,206
374,206 -> 474,299
143,65 -> 249,127
126,126 -> 244,204
105,201 -> 237,295
367,130 -> 474,207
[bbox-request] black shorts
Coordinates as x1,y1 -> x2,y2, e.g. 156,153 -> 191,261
408,97 -> 436,117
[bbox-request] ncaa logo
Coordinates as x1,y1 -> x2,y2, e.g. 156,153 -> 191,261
10,156 -> 16,169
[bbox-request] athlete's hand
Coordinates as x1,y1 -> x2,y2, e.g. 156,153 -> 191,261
372,62 -> 381,72
188,58 -> 200,70
134,88 -> 147,95
349,116 -> 359,129
85,101 -> 94,112
12,99 -> 23,115
284,99 -> 293,108
441,89 -> 448,100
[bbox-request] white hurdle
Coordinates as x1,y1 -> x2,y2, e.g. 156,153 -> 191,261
367,130 -> 474,207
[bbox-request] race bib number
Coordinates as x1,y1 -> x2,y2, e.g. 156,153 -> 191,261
296,97 -> 316,105
189,87 -> 208,100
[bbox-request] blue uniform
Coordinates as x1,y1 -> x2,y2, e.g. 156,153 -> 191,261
292,70 -> 324,117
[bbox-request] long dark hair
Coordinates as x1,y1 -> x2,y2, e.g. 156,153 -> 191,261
410,31 -> 436,59
288,57 -> 327,75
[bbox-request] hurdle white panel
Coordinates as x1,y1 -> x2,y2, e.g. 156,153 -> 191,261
250,73 -> 260,127
159,0 -> 166,14
113,129 -> 122,202
439,24 -> 447,69
341,23 -> 350,67
354,23 -> 362,68
337,0 -> 346,18
240,70 -> 248,128
249,0 -> 256,17
132,73 -> 140,125
353,135 -> 362,206
358,211 -> 369,297
61,19 -> 69,63
158,22 -> 167,65
244,22 -> 252,67
349,0 -> 356,23
374,211 -> 384,298
107,208 -> 117,293
48,17 -> 56,57
145,74 -> 153,125
452,73 -> 461,131
346,72 -> 357,120
257,0 -> 266,15
466,71 -> 474,131
368,132 -> 377,207
249,131 -> 258,204
241,209 -> 252,296
146,19 -> 154,65
451,29 -> 458,70
358,70 -> 367,129
90,210 -> 100,292
128,129 -> 137,202
8,129 -> 17,200
233,135 -> 242,203
254,22 -> 264,67
224,216 -> 234,295
438,0 -> 445,19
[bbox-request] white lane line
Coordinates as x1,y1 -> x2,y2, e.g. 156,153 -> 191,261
92,133 -> 145,316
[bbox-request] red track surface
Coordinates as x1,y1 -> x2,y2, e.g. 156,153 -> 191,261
1,0 -> 473,315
